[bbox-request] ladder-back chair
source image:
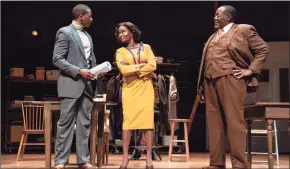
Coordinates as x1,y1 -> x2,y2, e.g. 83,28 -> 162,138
16,101 -> 46,160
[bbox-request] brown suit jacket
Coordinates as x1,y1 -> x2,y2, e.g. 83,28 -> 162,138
197,23 -> 270,96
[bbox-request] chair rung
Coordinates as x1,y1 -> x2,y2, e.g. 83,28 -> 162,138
131,146 -> 146,150
245,152 -> 278,155
172,140 -> 186,143
252,161 -> 269,163
251,152 -> 268,155
170,154 -> 187,157
251,129 -> 267,134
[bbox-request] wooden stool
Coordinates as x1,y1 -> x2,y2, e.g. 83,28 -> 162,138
168,119 -> 190,161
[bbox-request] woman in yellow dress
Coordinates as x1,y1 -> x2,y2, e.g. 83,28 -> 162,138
115,22 -> 156,169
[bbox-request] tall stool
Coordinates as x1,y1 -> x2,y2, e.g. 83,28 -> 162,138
168,119 -> 190,161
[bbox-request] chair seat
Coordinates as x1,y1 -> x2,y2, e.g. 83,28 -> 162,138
169,119 -> 191,123
22,130 -> 45,134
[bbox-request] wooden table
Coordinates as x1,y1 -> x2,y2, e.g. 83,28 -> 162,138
244,102 -> 289,169
43,101 -> 117,168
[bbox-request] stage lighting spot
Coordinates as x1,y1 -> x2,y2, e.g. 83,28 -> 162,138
32,30 -> 38,36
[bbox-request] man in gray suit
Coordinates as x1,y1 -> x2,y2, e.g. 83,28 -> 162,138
53,4 -> 96,169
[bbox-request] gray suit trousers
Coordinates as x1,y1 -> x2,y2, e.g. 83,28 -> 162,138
55,82 -> 94,165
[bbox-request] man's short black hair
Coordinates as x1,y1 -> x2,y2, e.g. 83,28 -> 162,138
72,4 -> 90,20
221,5 -> 236,22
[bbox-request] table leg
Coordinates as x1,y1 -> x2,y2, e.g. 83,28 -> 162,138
267,120 -> 274,169
90,104 -> 98,167
246,120 -> 252,169
97,107 -> 105,168
44,103 -> 51,168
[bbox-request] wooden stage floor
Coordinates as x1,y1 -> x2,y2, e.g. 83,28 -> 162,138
1,153 -> 289,168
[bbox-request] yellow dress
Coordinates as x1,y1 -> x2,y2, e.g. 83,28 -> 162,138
116,43 -> 157,130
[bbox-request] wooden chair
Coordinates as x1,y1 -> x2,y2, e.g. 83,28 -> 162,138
16,101 -> 46,160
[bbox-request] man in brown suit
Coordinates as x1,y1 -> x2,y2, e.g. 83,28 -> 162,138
197,5 -> 269,169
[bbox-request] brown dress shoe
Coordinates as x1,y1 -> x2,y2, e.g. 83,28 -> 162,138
78,162 -> 93,169
146,165 -> 154,169
202,165 -> 225,169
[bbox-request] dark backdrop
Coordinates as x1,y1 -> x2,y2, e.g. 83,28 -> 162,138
1,1 -> 289,152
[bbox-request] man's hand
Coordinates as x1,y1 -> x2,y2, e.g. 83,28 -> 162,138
198,94 -> 205,104
197,86 -> 205,104
79,69 -> 95,80
233,67 -> 253,79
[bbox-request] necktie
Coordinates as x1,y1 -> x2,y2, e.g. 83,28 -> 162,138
216,29 -> 224,40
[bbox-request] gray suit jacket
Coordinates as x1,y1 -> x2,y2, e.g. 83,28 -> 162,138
53,24 -> 97,98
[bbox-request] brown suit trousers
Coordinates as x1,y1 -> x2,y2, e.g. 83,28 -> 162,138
204,75 -> 247,168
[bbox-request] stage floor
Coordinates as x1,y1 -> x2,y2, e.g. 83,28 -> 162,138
1,153 -> 289,168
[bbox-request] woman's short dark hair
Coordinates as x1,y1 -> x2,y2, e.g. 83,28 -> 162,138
114,22 -> 142,43
72,4 -> 90,20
